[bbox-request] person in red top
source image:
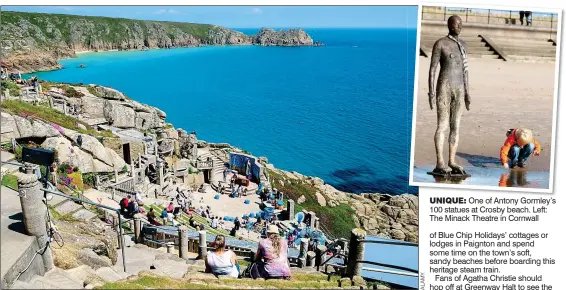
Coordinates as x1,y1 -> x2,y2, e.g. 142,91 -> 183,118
500,128 -> 541,169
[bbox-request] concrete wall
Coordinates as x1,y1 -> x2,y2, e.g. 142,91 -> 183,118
421,20 -> 558,40
1,239 -> 45,287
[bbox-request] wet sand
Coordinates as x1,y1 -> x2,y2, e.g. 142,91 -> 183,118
413,57 -> 556,178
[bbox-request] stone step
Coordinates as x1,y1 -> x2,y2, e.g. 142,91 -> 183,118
72,208 -> 98,221
507,55 -> 557,63
467,54 -> 501,59
10,279 -> 34,289
151,259 -> 190,279
64,265 -> 96,283
94,267 -> 123,283
54,200 -> 83,215
27,268 -> 83,289
505,51 -> 556,57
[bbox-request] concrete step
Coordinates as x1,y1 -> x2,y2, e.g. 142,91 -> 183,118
39,268 -> 83,289
54,200 -> 83,215
10,279 -> 34,289
64,265 -> 96,283
499,44 -> 556,51
506,51 -> 556,57
507,55 -> 557,63
94,267 -> 123,283
151,259 -> 190,279
0,151 -> 15,162
72,209 -> 98,221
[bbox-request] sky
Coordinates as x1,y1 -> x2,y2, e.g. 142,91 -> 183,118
2,6 -> 418,28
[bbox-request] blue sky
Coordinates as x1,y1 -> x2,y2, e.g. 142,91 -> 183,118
2,6 -> 418,28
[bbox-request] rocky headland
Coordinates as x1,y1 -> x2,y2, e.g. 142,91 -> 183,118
1,11 -> 322,73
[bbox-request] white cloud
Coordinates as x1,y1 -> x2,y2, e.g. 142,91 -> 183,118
251,8 -> 262,14
154,9 -> 180,15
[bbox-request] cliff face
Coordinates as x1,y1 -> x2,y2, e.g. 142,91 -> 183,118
0,11 -> 320,73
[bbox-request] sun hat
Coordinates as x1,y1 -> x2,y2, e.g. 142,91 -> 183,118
515,128 -> 533,147
267,224 -> 279,234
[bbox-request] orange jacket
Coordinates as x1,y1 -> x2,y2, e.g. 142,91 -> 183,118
500,129 -> 541,165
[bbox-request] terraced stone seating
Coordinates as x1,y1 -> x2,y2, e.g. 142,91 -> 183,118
142,203 -> 234,237
100,268 -> 376,289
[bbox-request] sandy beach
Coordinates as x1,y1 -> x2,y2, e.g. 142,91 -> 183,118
412,57 -> 556,173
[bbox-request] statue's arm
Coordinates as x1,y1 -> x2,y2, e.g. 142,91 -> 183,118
428,40 -> 441,110
462,40 -> 471,110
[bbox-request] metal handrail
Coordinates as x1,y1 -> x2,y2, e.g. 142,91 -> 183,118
422,7 -> 558,29
356,260 -> 418,275
359,239 -> 418,247
42,188 -> 127,272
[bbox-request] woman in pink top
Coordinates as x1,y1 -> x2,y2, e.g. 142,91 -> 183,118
255,225 -> 291,279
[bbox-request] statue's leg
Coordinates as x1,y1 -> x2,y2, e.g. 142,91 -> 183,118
448,87 -> 466,175
434,85 -> 451,174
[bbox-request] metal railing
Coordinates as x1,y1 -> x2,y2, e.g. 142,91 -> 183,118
422,7 -> 558,31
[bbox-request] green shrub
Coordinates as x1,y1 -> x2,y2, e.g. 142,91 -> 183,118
268,170 -> 356,239
14,145 -> 23,161
121,165 -> 128,173
83,173 -> 97,187
87,86 -> 100,97
1,80 -> 19,90
64,86 -> 84,98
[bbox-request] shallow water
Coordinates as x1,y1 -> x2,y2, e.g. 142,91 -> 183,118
412,166 -> 550,190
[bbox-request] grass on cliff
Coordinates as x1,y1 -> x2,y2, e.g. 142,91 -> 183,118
1,80 -> 21,96
0,100 -> 114,138
100,272 -> 342,289
1,174 -> 19,190
2,11 -> 220,48
268,170 -> 356,239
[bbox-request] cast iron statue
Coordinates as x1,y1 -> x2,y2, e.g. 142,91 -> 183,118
428,15 -> 471,176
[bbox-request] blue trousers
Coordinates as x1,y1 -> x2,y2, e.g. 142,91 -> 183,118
508,143 -> 534,166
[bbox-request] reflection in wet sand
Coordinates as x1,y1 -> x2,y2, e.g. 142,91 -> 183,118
498,170 -> 530,187
413,166 -> 549,189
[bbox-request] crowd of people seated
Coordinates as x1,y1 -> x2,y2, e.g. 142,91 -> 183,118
119,194 -> 146,219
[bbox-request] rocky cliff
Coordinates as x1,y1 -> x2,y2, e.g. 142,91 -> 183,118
0,11 -> 320,73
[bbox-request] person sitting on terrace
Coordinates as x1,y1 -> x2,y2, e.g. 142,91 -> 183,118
119,196 -> 129,216
126,198 -> 139,218
211,216 -> 218,229
206,235 -> 240,278
254,225 -> 291,280
135,191 -> 145,207
147,208 -> 161,226
166,202 -> 175,213
173,207 -> 181,219
161,208 -> 168,223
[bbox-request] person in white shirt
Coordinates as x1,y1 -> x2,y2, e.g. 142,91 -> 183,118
211,217 -> 218,229
205,235 -> 240,278
135,191 -> 144,206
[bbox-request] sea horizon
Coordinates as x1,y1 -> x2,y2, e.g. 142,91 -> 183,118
29,28 -> 419,195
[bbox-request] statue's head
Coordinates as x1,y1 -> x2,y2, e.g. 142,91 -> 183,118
447,15 -> 462,36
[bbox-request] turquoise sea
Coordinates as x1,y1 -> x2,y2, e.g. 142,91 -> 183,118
32,28 -> 418,195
